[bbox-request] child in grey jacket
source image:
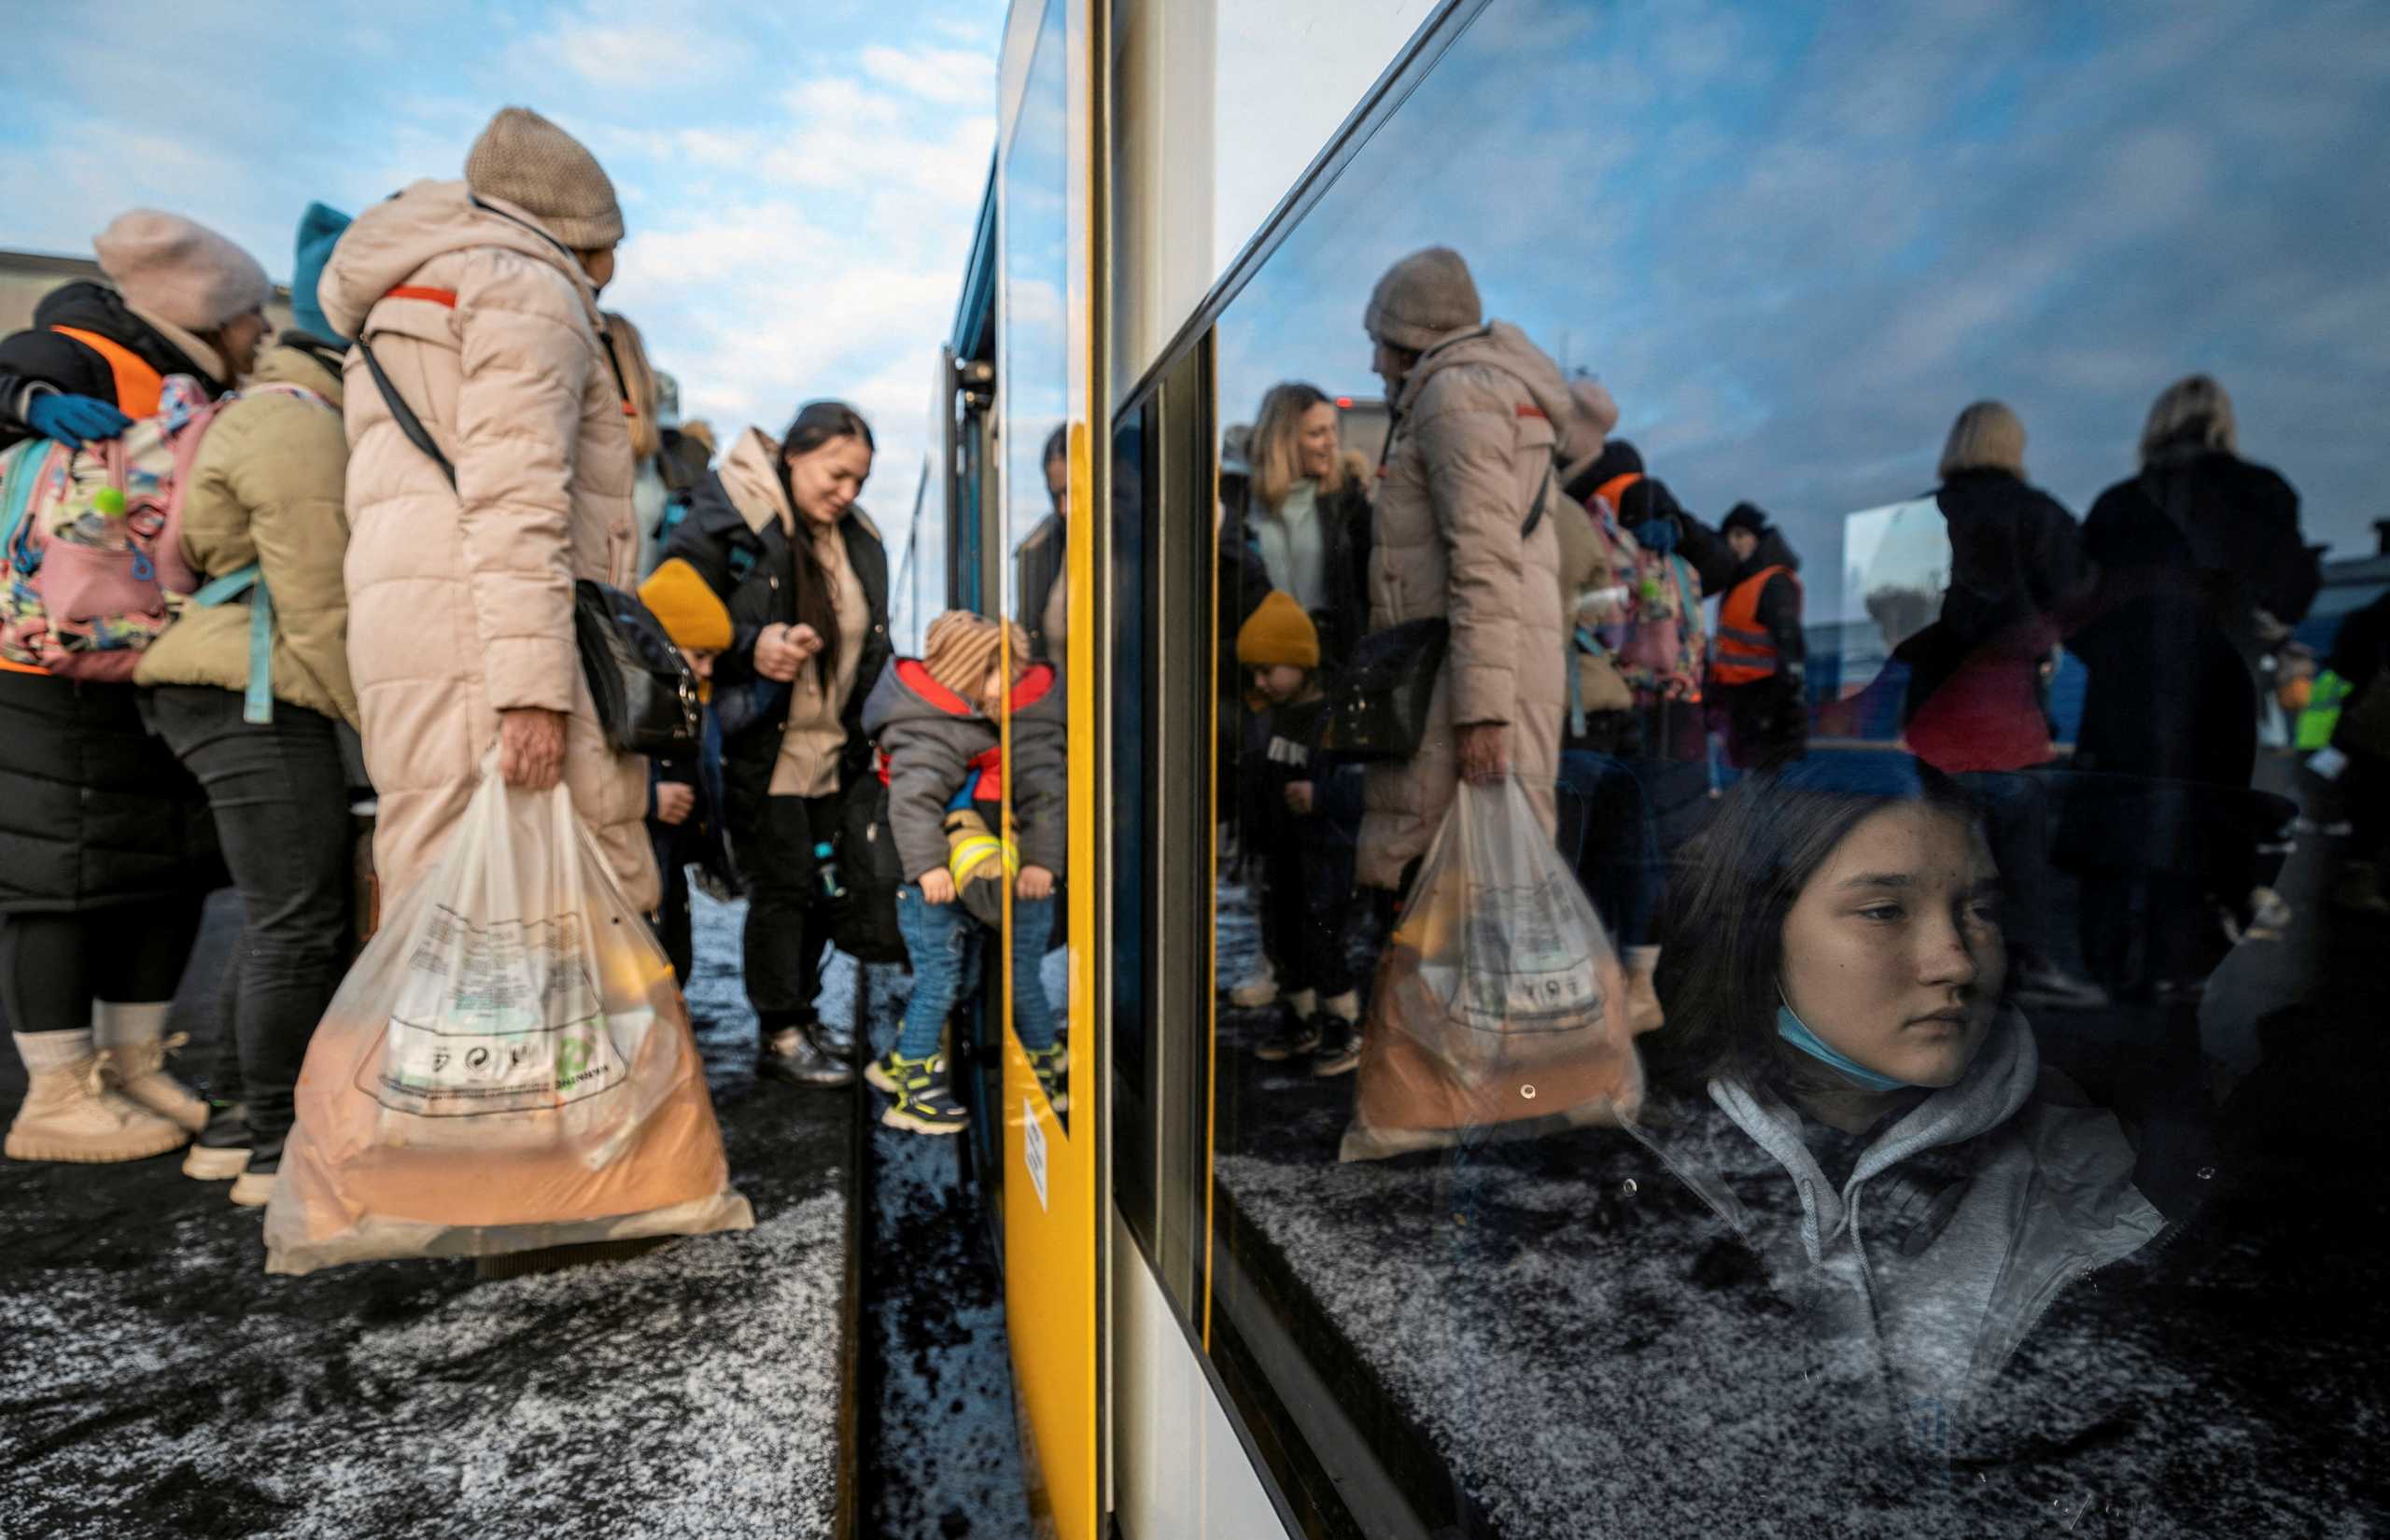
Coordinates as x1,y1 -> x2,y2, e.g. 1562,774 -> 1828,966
859,611 -> 1068,1133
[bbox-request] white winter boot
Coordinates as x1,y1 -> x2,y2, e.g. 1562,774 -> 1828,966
92,1001 -> 208,1133
6,1030 -> 190,1164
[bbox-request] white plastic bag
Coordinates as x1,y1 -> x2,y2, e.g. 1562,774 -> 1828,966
266,762 -> 752,1273
1343,777 -> 1647,1162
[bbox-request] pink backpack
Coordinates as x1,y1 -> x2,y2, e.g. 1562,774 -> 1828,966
0,376 -> 324,684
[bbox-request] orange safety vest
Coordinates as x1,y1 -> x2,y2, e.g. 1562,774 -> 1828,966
49,326 -> 165,418
1711,564 -> 1799,685
1592,470 -> 1643,511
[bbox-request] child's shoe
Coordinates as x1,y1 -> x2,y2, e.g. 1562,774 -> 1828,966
1224,966 -> 1280,1010
880,1052 -> 969,1136
1026,1043 -> 1069,1113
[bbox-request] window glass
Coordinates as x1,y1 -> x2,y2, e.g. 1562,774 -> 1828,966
1002,0 -> 1073,1129
1202,0 -> 2387,1533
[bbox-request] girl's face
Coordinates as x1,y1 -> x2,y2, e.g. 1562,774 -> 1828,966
786,434 -> 873,527
1778,804 -> 2006,1089
680,647 -> 718,681
218,309 -> 270,378
1296,401 -> 1340,481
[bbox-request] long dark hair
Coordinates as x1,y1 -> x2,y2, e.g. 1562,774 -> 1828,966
773,399 -> 875,686
1648,756 -> 1981,1097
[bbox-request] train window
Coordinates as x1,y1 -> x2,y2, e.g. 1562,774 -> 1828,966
1197,0 -> 2386,1533
1004,0 -> 1073,1131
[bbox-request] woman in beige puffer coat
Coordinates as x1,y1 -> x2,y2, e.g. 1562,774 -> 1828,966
1357,247 -> 1574,893
319,108 -> 655,913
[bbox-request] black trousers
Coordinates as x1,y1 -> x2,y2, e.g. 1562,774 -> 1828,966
149,687 -> 351,1141
731,790 -> 838,1036
0,901 -> 200,1037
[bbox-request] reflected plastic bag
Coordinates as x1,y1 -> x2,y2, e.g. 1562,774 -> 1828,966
1342,777 -> 1649,1162
265,762 -> 753,1274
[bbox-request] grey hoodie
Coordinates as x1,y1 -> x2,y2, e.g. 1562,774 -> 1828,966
1631,1012 -> 2165,1444
860,657 -> 1067,884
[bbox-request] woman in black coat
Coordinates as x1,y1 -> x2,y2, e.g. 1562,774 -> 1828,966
2064,375 -> 2311,995
660,401 -> 891,1088
1,212 -> 272,1165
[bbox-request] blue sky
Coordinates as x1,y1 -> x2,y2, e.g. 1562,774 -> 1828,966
0,0 -> 1000,513
1218,0 -> 2390,589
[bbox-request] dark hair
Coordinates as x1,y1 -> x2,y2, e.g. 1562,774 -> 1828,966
1042,424 -> 1069,469
773,399 -> 875,686
1648,756 -> 1982,1097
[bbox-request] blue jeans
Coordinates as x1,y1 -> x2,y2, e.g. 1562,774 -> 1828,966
893,886 -> 1060,1059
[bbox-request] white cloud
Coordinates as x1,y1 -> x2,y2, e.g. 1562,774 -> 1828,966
517,0 -> 714,90
859,44 -> 995,108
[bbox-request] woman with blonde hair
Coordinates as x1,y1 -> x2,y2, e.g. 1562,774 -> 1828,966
1904,400 -> 2102,1011
601,311 -> 675,574
2067,373 -> 2311,998
1221,382 -> 1373,664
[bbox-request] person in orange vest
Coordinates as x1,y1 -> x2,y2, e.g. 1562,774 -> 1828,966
1708,502 -> 1808,770
0,210 -> 273,452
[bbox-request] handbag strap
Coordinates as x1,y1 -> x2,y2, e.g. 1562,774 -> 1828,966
356,332 -> 457,490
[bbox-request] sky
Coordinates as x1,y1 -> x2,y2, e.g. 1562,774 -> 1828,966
1216,0 -> 2390,606
0,0 -> 1001,523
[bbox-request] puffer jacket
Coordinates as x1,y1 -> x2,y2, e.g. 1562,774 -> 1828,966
659,427 -> 891,805
861,657 -> 1067,884
134,340 -> 358,725
318,180 -> 653,912
1358,321 -> 1569,890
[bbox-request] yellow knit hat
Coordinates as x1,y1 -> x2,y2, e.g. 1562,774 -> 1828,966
1235,591 -> 1319,669
639,559 -> 733,651
923,610 -> 1028,703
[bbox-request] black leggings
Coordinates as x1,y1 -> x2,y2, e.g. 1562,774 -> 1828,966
0,899 -> 203,1038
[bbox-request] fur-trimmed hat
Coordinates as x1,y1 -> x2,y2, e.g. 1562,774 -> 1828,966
466,106 -> 624,249
1364,246 -> 1483,352
92,210 -> 271,333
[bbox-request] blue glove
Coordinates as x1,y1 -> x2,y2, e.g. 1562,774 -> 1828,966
1633,513 -> 1680,554
26,393 -> 132,449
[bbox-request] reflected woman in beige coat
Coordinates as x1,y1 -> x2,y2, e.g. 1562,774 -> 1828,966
321,107 -> 654,915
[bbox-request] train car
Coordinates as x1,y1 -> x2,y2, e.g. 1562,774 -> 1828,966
878,2 -> 2390,1535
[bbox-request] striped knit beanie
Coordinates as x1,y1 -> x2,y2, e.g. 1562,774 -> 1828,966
923,611 -> 1029,704
465,106 -> 624,249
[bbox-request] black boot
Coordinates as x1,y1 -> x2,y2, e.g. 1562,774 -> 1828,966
759,1025 -> 855,1088
182,1102 -> 252,1182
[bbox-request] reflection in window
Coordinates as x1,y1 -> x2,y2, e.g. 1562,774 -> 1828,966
1003,0 -> 1073,1126
1197,0 -> 2385,1533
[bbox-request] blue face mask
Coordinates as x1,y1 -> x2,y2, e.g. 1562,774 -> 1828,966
1776,1000 -> 1912,1092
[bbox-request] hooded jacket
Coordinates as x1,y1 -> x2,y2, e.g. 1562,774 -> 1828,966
134,340 -> 359,726
319,179 -> 653,911
0,281 -> 229,447
660,427 -> 890,803
1359,320 -> 1570,889
1630,1013 -> 2164,1428
861,657 -> 1066,883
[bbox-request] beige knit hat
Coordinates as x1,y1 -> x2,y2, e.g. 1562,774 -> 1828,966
1364,246 -> 1482,351
92,210 -> 271,333
465,106 -> 624,249
923,611 -> 1029,706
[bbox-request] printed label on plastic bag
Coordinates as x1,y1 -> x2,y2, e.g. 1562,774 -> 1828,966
366,904 -> 633,1117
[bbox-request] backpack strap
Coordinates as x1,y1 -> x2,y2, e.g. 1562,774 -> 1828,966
356,333 -> 458,490
190,563 -> 274,724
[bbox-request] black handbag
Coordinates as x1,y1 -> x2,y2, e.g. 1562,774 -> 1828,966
358,335 -> 701,758
1327,450 -> 1554,761
828,771 -> 909,966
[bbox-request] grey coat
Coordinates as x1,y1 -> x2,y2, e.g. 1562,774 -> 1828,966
860,657 -> 1067,885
